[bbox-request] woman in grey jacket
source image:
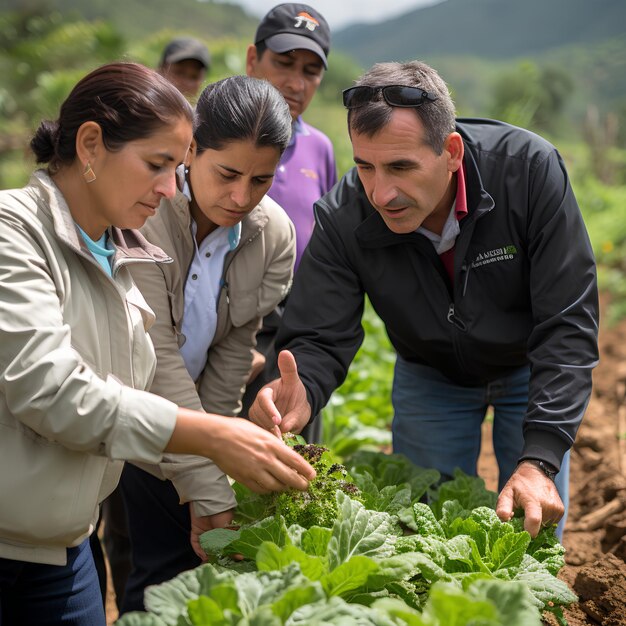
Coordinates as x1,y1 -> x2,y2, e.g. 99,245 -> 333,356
0,63 -> 314,626
118,75 -> 298,612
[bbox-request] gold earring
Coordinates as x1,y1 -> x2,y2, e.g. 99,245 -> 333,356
83,162 -> 96,183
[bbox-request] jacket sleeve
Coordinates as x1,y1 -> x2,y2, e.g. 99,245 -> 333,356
522,148 -> 599,470
128,260 -> 235,516
276,197 -> 366,417
198,200 -> 297,417
0,208 -> 177,464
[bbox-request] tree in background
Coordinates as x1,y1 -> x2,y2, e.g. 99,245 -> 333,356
0,9 -> 125,186
489,60 -> 573,135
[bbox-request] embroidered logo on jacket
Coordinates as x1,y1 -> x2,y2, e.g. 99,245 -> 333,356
471,245 -> 517,268
294,12 -> 320,31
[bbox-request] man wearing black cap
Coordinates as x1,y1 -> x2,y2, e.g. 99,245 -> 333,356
158,36 -> 211,99
242,4 -> 337,441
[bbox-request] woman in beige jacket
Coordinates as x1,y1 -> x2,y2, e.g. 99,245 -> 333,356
0,64 -> 314,626
118,75 -> 299,611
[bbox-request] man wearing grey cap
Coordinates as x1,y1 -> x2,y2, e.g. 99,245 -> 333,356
242,4 -> 337,441
158,36 -> 211,99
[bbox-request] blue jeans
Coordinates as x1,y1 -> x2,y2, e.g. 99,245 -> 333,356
391,358 -> 569,538
0,538 -> 105,626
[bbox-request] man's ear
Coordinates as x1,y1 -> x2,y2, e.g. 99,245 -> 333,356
75,121 -> 103,168
245,44 -> 258,77
444,132 -> 464,173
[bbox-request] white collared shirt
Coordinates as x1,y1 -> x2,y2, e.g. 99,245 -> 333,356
179,218 -> 241,381
417,198 -> 460,254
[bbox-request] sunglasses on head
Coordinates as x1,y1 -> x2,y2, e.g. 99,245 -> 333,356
342,85 -> 438,109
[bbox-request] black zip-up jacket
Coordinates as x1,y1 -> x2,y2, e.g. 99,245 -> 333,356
276,118 -> 599,470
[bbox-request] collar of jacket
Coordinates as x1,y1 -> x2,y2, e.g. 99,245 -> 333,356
30,169 -> 172,267
169,188 -> 270,251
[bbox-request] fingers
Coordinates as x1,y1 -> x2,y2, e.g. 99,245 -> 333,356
522,502 -> 543,538
249,386 -> 282,430
276,350 -> 300,386
496,465 -> 565,538
495,487 -> 515,523
191,540 -> 208,562
280,412 -> 306,434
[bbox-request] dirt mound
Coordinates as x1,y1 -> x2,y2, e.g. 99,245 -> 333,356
479,304 -> 626,625
551,308 -> 626,625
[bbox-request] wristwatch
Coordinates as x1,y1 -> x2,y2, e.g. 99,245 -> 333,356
523,459 -> 558,481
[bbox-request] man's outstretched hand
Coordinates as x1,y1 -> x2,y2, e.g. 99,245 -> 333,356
496,460 -> 564,537
249,350 -> 312,435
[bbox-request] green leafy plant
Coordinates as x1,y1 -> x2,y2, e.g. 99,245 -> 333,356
227,439 -> 363,530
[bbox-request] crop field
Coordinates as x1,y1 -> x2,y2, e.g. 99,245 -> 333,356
104,299 -> 626,625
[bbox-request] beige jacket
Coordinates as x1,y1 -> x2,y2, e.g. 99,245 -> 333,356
0,171 -> 179,565
128,189 -> 295,516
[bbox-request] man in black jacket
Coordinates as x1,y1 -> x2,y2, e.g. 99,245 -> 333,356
249,60 -> 598,538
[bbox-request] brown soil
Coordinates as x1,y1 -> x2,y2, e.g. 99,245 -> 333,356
479,297 -> 626,625
106,299 -> 626,625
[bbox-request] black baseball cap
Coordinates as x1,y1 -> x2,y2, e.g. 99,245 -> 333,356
159,37 -> 211,70
255,3 -> 330,69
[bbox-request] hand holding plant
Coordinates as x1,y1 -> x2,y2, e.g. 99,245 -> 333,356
167,408 -> 316,493
496,461 -> 565,537
189,505 -> 234,562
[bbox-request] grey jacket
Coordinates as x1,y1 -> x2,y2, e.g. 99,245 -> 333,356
0,171 -> 179,565
128,189 -> 295,515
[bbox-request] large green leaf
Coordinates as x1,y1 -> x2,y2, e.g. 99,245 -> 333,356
142,567 -> 203,625
227,516 -> 289,560
270,582 -> 327,622
256,542 -> 326,581
489,531 -> 531,571
285,596 -> 397,626
327,492 -> 396,570
300,526 -> 333,556
199,528 -> 241,558
321,555 -> 380,597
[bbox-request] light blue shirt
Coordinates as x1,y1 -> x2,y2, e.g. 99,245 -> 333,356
179,218 -> 241,381
76,225 -> 115,276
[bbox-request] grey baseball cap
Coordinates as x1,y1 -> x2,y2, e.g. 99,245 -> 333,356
160,37 -> 211,70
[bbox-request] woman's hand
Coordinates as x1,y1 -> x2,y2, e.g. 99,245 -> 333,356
166,407 -> 316,493
189,506 -> 234,562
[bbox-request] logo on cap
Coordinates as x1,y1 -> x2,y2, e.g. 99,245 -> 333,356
294,12 -> 320,31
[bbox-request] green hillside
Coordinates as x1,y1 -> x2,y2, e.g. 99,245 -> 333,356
334,0 -> 626,64
4,0 -> 258,39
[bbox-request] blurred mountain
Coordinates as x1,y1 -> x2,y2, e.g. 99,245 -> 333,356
333,0 -> 626,66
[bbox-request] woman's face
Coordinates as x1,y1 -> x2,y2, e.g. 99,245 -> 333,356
85,117 -> 192,236
188,139 -> 280,235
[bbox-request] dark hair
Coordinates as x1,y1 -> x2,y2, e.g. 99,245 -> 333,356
254,41 -> 268,60
30,62 -> 194,172
348,61 -> 456,155
194,75 -> 291,155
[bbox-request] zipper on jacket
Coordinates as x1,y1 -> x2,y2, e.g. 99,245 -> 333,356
460,261 -> 471,297
216,228 -> 262,312
447,303 -> 467,331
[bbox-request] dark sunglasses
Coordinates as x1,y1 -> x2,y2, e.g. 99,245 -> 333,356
342,85 -> 438,109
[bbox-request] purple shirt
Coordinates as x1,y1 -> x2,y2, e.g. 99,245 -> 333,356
268,117 -> 337,271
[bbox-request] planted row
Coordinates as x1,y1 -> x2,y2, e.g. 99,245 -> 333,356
118,447 -> 576,625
